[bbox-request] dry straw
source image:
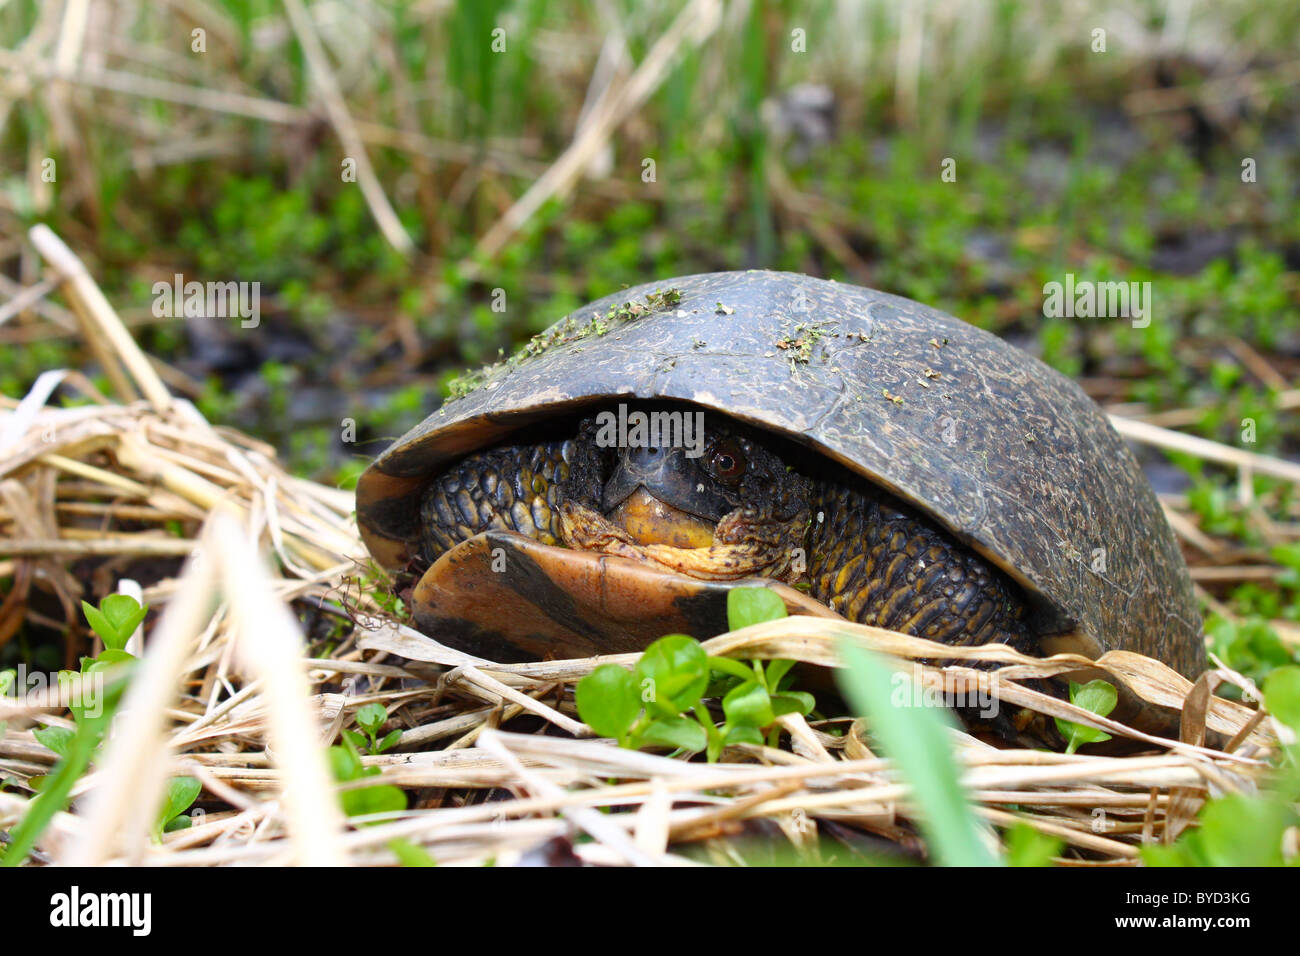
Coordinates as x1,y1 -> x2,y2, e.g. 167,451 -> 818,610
0,225 -> 1291,866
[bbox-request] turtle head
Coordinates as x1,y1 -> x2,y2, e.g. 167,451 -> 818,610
598,422 -> 800,540
561,406 -> 813,581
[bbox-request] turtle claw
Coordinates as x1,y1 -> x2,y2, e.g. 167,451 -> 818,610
410,530 -> 842,663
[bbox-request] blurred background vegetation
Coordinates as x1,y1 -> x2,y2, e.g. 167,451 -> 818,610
2,0 -> 1298,677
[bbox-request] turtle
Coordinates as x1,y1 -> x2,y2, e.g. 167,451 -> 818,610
357,271 -> 1204,736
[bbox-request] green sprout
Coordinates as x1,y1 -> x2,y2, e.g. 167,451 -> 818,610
1054,679 -> 1118,754
343,702 -> 402,755
80,593 -> 148,655
155,776 -> 202,841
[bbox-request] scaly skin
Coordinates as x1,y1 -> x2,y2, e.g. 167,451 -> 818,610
805,478 -> 1033,653
418,438 -> 574,564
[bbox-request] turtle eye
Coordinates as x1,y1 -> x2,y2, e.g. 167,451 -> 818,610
709,440 -> 747,483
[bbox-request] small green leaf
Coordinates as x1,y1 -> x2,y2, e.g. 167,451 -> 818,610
575,664 -> 641,738
765,658 -> 797,689
331,742 -> 407,820
97,594 -> 148,650
1004,822 -> 1062,866
80,600 -> 115,646
162,776 -> 202,822
1142,792 -> 1295,867
722,680 -> 775,729
633,635 -> 709,713
726,587 -> 788,631
341,782 -> 407,820
356,702 -> 387,735
639,716 -> 707,752
1054,680 -> 1118,754
154,776 -> 202,840
1263,666 -> 1300,731
33,726 -> 74,758
708,656 -> 755,682
1197,794 -> 1291,866
341,728 -> 366,752
1071,679 -> 1118,716
389,837 -> 437,866
329,743 -> 364,782
93,649 -> 135,666
722,724 -> 764,747
770,690 -> 816,717
376,728 -> 404,753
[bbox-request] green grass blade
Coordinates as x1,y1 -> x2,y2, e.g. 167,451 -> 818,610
836,639 -> 1000,867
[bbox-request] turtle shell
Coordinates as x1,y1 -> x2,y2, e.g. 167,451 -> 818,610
358,271 -> 1203,678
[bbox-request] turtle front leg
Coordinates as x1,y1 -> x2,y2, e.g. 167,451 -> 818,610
417,439 -> 575,565
806,482 -> 1034,653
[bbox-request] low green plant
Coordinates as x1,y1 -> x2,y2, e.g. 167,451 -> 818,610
1141,666 -> 1300,867
574,588 -> 814,762
1187,478 -> 1257,544
1206,615 -> 1296,690
343,702 -> 403,756
31,594 -> 151,778
1,594 -> 202,860
1142,791 -> 1298,866
1054,679 -> 1118,754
